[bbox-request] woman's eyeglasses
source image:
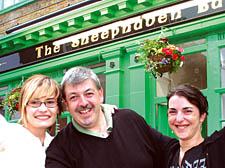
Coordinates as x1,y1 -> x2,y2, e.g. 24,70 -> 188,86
27,100 -> 58,108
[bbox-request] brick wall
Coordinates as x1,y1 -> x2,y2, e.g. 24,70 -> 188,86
0,0 -> 83,36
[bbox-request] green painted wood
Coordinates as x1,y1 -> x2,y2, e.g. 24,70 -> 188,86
206,34 -> 223,134
0,0 -> 185,56
1,0 -> 225,136
102,48 -> 122,107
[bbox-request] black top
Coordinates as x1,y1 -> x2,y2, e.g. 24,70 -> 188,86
167,127 -> 225,168
46,108 -> 174,168
169,141 -> 207,168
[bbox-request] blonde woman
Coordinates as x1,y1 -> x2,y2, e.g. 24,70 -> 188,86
0,74 -> 62,168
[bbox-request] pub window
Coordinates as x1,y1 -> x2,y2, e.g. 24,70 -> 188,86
0,85 -> 8,116
220,48 -> 225,128
221,48 -> 225,88
157,51 -> 207,97
176,39 -> 206,48
222,93 -> 225,128
0,96 -> 5,116
87,62 -> 106,101
0,0 -> 25,10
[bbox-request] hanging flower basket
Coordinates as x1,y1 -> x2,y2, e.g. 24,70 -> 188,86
136,38 -> 184,78
1,86 -> 21,120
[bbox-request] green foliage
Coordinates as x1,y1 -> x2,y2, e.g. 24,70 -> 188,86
1,86 -> 21,119
136,38 -> 184,78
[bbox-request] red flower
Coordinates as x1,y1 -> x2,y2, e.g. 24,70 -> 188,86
162,48 -> 173,55
181,55 -> 184,61
172,54 -> 178,60
145,39 -> 150,42
16,104 -> 19,109
160,38 -> 169,42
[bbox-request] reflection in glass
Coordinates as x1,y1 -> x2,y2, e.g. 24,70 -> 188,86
3,0 -> 13,8
0,96 -> 5,116
222,94 -> 225,128
97,73 -> 106,102
87,62 -> 106,102
157,52 -> 207,97
176,39 -> 206,48
11,111 -> 20,120
221,48 -> 225,88
3,0 -> 25,9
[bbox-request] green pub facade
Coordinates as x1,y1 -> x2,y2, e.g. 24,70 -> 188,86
0,0 -> 225,137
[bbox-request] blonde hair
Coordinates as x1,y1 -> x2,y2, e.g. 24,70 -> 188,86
18,74 -> 62,127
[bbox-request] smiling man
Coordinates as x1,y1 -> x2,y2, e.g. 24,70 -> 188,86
45,66 -> 174,168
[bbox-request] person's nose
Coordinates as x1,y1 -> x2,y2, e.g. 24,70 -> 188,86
176,111 -> 184,122
79,95 -> 88,107
38,102 -> 48,112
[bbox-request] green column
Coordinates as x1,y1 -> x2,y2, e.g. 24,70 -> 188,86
102,47 -> 125,107
207,34 -> 221,134
126,44 -> 151,122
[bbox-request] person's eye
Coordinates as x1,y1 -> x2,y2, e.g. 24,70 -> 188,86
46,100 -> 56,105
86,92 -> 94,97
168,110 -> 177,115
30,100 -> 39,105
69,96 -> 78,101
184,110 -> 192,114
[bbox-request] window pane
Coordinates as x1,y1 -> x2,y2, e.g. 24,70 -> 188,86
2,0 -> 25,9
0,86 -> 8,116
0,96 -> 5,116
221,48 -> 225,88
4,0 -> 14,8
15,0 -> 24,3
176,39 -> 206,48
157,52 -> 207,97
97,73 -> 105,101
222,94 -> 225,128
11,111 -> 20,120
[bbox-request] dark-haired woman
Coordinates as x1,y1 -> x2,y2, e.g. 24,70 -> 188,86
166,84 -> 225,168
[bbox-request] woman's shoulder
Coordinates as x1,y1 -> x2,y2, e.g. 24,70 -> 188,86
204,127 -> 225,145
44,132 -> 54,149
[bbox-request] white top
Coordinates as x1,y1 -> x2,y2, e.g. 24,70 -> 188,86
0,114 -> 53,168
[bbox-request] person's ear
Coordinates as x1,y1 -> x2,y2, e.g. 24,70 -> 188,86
99,88 -> 104,104
200,113 -> 207,123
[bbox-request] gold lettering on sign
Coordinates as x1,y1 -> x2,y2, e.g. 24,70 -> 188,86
71,39 -> 80,48
35,45 -> 61,58
212,0 -> 222,9
91,33 -> 99,42
198,0 -> 223,13
158,13 -> 168,24
171,10 -> 182,21
133,17 -> 143,31
142,13 -> 156,27
111,26 -> 120,39
50,0 -> 223,54
45,45 -> 52,56
101,30 -> 109,39
54,45 -> 60,53
122,18 -> 133,34
35,46 -> 43,58
81,36 -> 89,45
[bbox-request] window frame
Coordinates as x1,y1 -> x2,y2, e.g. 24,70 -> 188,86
0,0 -> 36,15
